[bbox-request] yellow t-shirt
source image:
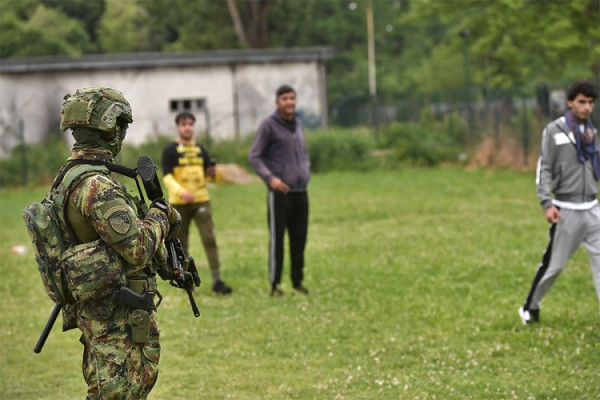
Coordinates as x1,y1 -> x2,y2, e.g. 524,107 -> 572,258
162,142 -> 210,205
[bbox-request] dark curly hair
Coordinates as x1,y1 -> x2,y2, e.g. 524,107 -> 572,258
567,80 -> 597,101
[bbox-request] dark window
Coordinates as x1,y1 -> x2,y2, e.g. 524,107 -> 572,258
170,98 -> 205,113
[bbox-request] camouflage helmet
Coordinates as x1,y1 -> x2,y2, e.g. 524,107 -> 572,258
60,87 -> 133,133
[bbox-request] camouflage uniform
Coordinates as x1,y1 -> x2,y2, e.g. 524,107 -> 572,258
56,88 -> 174,399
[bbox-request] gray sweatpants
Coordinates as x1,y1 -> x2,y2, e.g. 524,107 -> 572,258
524,206 -> 600,311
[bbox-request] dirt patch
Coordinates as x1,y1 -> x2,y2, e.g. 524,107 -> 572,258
213,163 -> 259,185
469,135 -> 536,171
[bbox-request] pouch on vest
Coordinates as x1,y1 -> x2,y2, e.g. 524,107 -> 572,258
62,239 -> 126,303
23,197 -> 72,305
128,309 -> 151,343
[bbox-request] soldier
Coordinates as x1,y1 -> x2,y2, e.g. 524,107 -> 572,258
57,87 -> 179,399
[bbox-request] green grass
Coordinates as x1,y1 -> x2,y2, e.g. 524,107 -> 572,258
1,167 -> 599,399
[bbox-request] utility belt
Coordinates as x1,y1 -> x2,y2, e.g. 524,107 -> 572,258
114,275 -> 161,344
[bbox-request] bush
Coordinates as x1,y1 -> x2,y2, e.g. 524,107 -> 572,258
0,134 -> 70,187
305,128 -> 375,173
119,133 -> 255,171
118,135 -> 173,169
377,111 -> 466,166
209,135 -> 255,170
0,116 -> 467,188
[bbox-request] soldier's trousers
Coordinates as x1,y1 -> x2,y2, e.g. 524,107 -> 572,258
78,296 -> 160,400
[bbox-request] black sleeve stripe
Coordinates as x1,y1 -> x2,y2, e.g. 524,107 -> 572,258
162,142 -> 178,175
198,143 -> 211,169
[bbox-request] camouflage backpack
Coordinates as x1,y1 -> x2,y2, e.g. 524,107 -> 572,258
23,162 -> 112,305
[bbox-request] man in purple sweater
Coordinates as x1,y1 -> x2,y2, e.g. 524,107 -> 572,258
248,85 -> 311,296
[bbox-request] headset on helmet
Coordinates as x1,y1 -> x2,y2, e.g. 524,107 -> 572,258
60,87 -> 133,133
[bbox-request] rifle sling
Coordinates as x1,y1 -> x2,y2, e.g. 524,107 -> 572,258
52,159 -> 137,190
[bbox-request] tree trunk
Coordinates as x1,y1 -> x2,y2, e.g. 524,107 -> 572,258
247,0 -> 275,48
226,0 -> 249,46
226,0 -> 275,48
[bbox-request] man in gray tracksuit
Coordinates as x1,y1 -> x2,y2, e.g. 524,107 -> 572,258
248,85 -> 311,296
520,79 -> 600,324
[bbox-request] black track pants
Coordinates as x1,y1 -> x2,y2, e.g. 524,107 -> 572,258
267,190 -> 309,286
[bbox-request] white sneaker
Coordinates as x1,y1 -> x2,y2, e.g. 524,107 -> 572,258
519,306 -> 539,324
518,306 -> 530,325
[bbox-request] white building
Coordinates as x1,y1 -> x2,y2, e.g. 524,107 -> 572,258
0,47 -> 333,157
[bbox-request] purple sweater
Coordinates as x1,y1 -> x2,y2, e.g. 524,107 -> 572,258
248,112 -> 310,192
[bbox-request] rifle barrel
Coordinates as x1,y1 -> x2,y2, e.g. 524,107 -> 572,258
34,303 -> 62,354
186,288 -> 200,317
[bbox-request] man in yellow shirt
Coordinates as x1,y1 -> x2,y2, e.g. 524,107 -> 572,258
162,111 -> 232,295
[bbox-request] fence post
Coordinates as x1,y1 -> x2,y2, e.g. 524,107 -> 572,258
19,119 -> 27,187
521,98 -> 529,167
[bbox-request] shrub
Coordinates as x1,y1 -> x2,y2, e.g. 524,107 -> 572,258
119,133 -> 255,171
0,117 -> 467,188
0,134 -> 70,187
209,134 -> 255,170
118,135 -> 173,168
305,128 -> 375,173
377,111 -> 466,166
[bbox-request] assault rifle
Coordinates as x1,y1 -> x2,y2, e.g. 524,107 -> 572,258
136,156 -> 201,317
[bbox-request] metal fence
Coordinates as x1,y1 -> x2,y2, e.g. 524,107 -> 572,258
330,80 -> 600,167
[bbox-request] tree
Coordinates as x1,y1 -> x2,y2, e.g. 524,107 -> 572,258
41,0 -> 105,44
143,0 -> 238,51
226,0 -> 275,48
97,0 -> 150,53
404,0 -> 600,88
0,2 -> 92,57
2,0 -> 598,113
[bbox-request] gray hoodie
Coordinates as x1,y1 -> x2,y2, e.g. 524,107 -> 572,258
248,112 -> 310,192
536,115 -> 599,209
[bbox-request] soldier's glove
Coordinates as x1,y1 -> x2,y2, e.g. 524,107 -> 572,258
150,198 -> 181,241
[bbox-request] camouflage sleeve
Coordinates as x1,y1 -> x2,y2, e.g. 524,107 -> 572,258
70,173 -> 169,274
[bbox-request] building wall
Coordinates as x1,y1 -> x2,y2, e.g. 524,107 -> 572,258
235,62 -> 324,134
0,60 -> 326,158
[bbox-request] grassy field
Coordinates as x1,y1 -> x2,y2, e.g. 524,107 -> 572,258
1,167 -> 599,399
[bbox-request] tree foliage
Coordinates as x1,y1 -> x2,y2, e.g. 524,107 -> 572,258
97,0 -> 150,53
405,0 -> 600,88
1,0 -> 598,104
0,0 -> 93,57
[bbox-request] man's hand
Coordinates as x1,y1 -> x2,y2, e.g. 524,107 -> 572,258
181,191 -> 195,204
269,177 -> 290,193
544,205 -> 561,224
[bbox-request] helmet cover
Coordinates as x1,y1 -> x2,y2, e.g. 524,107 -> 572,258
60,87 -> 133,133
